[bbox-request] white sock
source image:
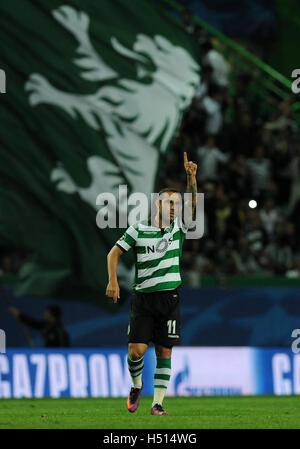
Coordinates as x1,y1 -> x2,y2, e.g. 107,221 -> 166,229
132,373 -> 142,389
152,357 -> 171,407
152,388 -> 166,407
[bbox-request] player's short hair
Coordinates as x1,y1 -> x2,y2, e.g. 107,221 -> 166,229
158,187 -> 182,197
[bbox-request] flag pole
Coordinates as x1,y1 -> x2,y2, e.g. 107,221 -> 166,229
0,286 -> 36,348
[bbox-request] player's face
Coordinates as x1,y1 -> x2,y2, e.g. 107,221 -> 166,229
158,192 -> 182,225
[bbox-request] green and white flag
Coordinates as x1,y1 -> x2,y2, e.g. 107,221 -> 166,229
0,0 -> 200,309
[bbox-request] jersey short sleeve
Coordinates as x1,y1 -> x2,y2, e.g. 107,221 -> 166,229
116,223 -> 138,252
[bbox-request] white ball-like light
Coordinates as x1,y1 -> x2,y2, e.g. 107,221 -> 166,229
249,200 -> 257,209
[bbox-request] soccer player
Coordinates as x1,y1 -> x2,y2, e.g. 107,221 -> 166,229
106,152 -> 197,415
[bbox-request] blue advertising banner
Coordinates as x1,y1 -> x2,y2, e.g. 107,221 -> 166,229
169,347 -> 300,396
1,347 -> 300,398
253,348 -> 300,395
0,348 -> 156,399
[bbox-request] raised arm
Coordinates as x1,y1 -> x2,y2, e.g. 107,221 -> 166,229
9,307 -> 45,330
184,152 -> 198,222
106,245 -> 124,303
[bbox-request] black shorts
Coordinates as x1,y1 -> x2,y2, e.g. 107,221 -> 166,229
127,287 -> 181,348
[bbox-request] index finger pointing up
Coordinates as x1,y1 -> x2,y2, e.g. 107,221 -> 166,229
184,152 -> 188,164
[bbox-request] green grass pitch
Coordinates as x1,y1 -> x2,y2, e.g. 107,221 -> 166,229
0,396 -> 299,429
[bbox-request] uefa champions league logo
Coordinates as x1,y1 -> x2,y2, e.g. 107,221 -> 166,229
0,329 -> 6,353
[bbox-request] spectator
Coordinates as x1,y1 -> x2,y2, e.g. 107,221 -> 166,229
259,197 -> 281,242
201,181 -> 217,239
246,146 -> 272,199
232,73 -> 261,119
244,210 -> 266,257
201,41 -> 231,88
181,8 -> 195,34
214,193 -> 232,246
9,305 -> 71,347
194,65 -> 213,104
230,198 -> 249,238
195,240 -> 218,275
231,113 -> 258,157
286,257 -> 300,279
232,235 -> 262,275
199,84 -> 225,135
193,24 -> 209,46
227,154 -> 248,199
216,240 -> 236,275
260,227 -> 293,275
264,98 -> 297,133
197,135 -> 229,182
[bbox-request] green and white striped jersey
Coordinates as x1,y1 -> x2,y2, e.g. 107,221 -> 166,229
116,216 -> 188,293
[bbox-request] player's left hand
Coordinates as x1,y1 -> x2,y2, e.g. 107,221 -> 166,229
184,152 -> 197,177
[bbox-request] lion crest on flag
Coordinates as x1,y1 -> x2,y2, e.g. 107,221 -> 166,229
25,5 -> 200,208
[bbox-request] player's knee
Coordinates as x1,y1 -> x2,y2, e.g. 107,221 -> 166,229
156,346 -> 172,358
129,350 -> 144,360
128,345 -> 145,360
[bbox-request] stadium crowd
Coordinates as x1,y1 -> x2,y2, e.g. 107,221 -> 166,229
160,8 -> 300,283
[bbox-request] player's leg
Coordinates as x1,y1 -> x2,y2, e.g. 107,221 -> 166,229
128,342 -> 148,388
126,343 -> 148,413
151,289 -> 181,415
151,344 -> 172,415
126,293 -> 153,413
